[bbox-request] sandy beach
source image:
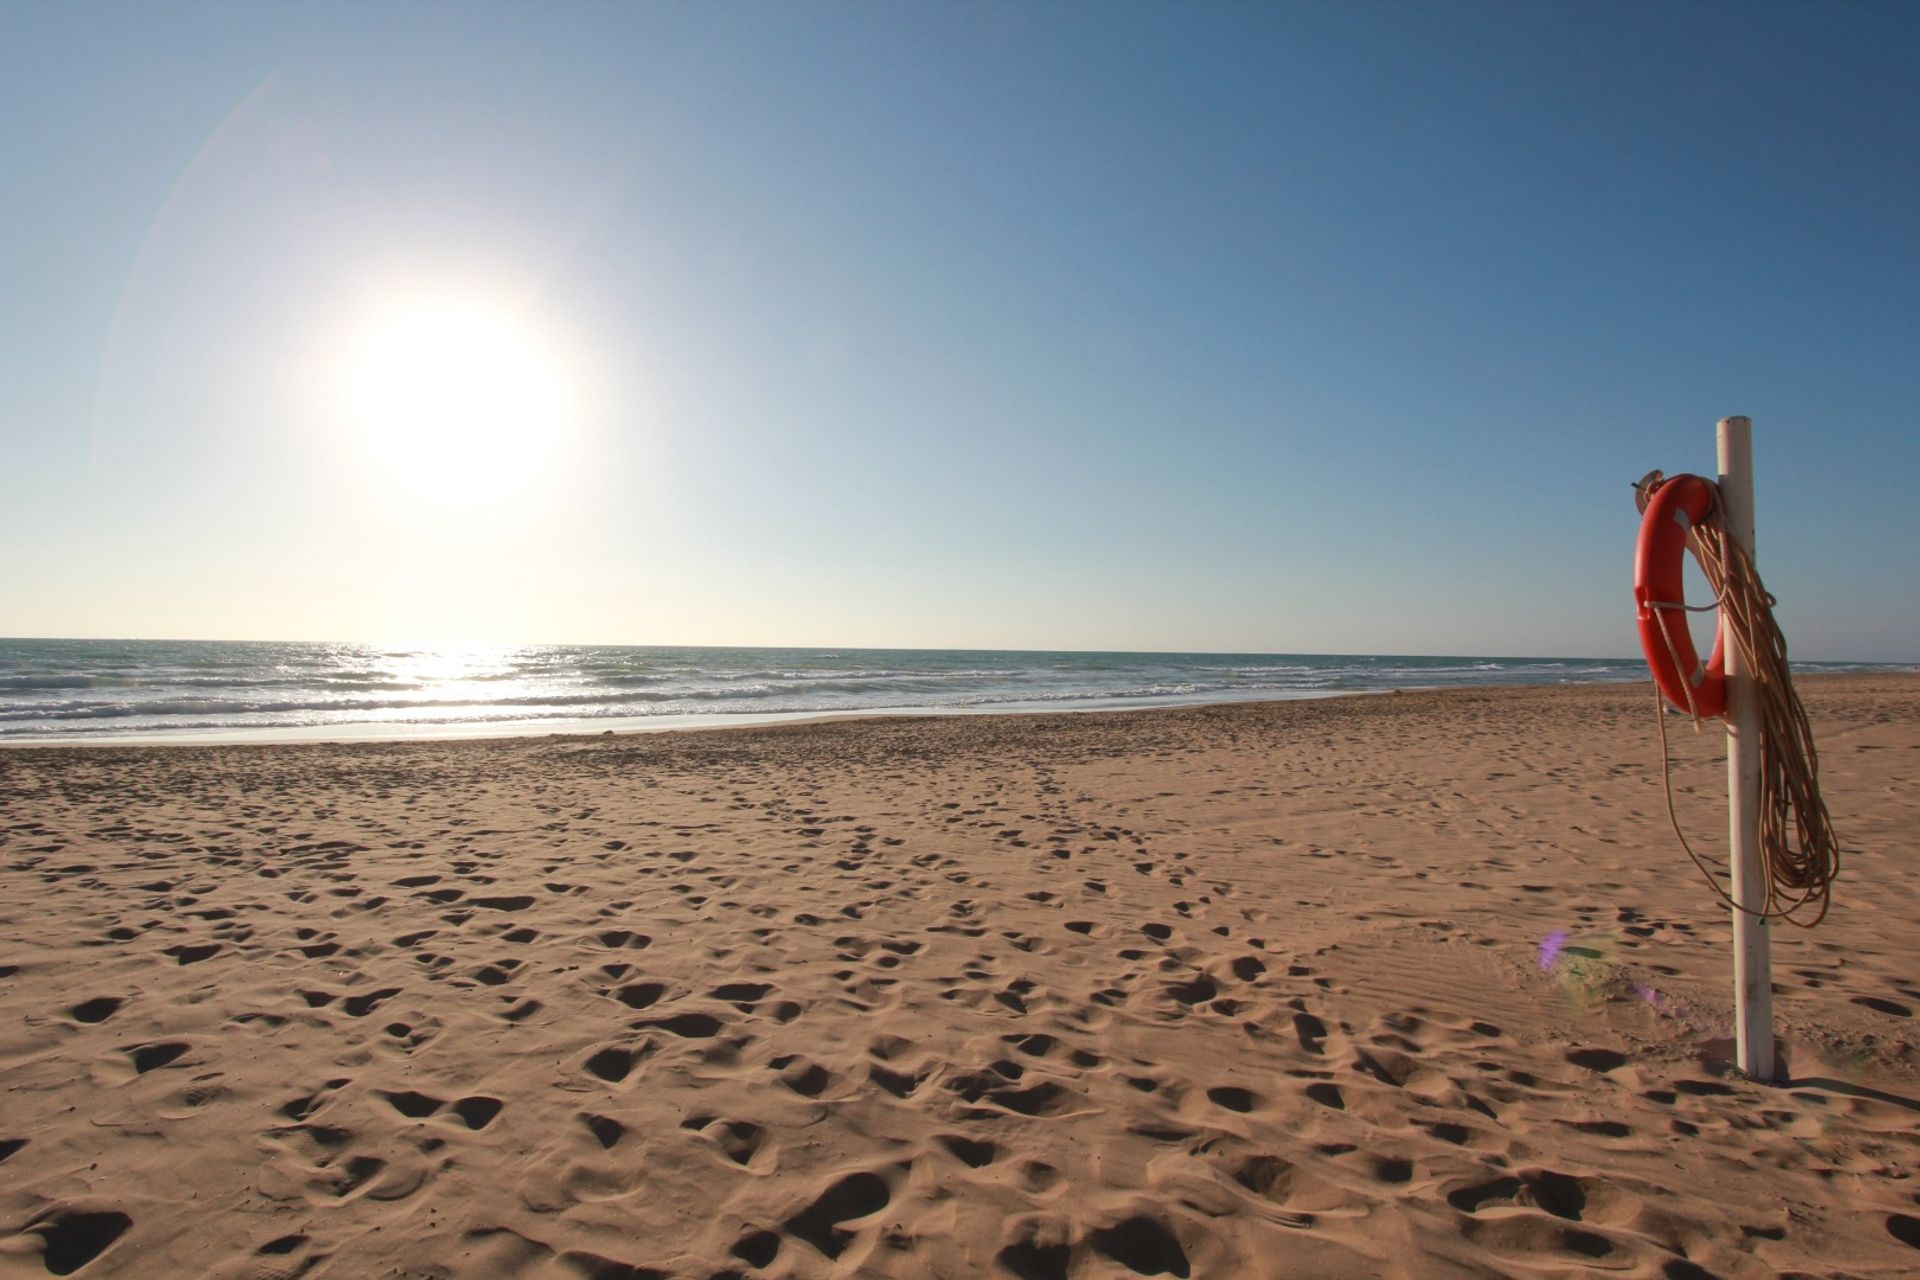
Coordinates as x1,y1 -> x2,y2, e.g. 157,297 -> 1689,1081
1,675 -> 1916,1279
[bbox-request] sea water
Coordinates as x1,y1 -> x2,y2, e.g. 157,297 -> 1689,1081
0,639 -> 1901,743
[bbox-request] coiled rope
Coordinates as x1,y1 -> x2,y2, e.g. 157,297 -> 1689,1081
1632,470 -> 1840,926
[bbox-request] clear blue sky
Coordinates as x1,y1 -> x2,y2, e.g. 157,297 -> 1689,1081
2,1 -> 1915,659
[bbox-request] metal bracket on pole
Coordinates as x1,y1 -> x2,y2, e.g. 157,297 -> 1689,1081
1717,415 -> 1775,1082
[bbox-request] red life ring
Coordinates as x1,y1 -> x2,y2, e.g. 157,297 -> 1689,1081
1634,474 -> 1727,718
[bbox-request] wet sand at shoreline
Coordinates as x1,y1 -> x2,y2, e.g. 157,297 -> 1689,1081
2,676 -> 1916,1278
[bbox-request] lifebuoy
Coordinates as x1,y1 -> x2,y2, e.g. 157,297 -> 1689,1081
1634,474 -> 1726,718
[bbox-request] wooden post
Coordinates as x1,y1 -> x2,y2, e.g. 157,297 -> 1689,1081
1717,415 -> 1774,1081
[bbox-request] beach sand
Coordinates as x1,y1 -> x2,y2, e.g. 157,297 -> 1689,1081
1,676 -> 1916,1278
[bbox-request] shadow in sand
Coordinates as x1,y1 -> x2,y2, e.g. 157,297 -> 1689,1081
1787,1076 -> 1920,1114
1697,1035 -> 1792,1084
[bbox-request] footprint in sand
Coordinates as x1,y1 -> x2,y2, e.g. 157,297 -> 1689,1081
123,1041 -> 190,1074
1565,1048 -> 1630,1073
1447,1168 -> 1628,1225
996,1219 -> 1078,1280
379,1089 -> 445,1118
583,1045 -> 646,1084
67,995 -> 124,1024
471,959 -> 523,986
1206,1086 -> 1259,1113
771,1054 -> 837,1098
1292,1012 -> 1329,1055
935,1134 -> 998,1168
612,981 -> 667,1010
449,1096 -> 503,1129
685,1114 -> 775,1170
1088,1215 -> 1191,1278
635,1011 -> 725,1038
731,1229 -> 782,1269
245,1231 -> 327,1280
1304,1081 -> 1344,1110
783,1169 -> 895,1260
340,987 -> 402,1017
22,1208 -> 133,1275
578,1113 -> 625,1149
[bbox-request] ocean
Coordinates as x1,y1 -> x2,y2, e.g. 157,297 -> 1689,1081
0,638 -> 1902,744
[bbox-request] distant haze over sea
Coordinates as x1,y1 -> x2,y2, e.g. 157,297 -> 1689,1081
0,639 -> 1908,744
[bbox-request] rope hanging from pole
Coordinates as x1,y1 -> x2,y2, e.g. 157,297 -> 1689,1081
1632,470 -> 1840,927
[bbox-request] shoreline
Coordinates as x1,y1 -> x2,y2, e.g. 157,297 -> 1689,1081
0,669 -> 1908,751
6,637 -> 1908,752
0,684 -> 1365,750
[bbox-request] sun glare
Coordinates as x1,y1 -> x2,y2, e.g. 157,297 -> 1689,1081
337,292 -> 575,504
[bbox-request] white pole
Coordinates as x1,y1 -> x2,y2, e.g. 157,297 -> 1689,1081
1717,415 -> 1774,1082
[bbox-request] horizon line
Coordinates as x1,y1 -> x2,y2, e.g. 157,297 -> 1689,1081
2,633 -> 1912,667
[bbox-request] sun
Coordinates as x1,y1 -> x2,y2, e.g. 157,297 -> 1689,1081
337,292 -> 575,503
